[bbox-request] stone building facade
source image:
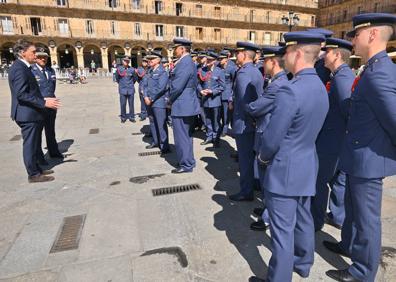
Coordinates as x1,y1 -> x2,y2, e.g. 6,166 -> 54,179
0,0 -> 318,69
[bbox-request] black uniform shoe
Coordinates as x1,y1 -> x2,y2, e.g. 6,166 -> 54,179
160,149 -> 171,157
145,144 -> 157,149
323,241 -> 350,257
171,167 -> 192,174
248,276 -> 266,282
121,118 -> 126,123
200,139 -> 213,145
250,220 -> 268,231
325,215 -> 342,230
228,193 -> 254,202
129,118 -> 136,123
253,207 -> 264,217
326,269 -> 360,282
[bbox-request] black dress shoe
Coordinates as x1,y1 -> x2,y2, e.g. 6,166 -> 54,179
160,149 -> 171,157
200,139 -> 213,145
325,215 -> 342,230
248,276 -> 266,282
228,193 -> 254,202
145,144 -> 157,149
130,118 -> 136,123
144,133 -> 152,138
253,207 -> 264,217
171,167 -> 192,174
326,269 -> 360,282
250,220 -> 268,231
121,118 -> 126,123
140,117 -> 146,121
323,241 -> 350,257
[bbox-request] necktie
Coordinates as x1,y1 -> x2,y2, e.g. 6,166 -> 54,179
42,68 -> 48,81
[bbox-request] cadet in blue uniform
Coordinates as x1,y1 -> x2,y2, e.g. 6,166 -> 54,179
136,58 -> 148,121
228,42 -> 263,201
245,46 -> 288,231
218,50 -> 237,136
31,48 -> 63,165
325,13 -> 396,282
308,28 -> 333,85
144,51 -> 170,155
168,38 -> 200,173
198,52 -> 225,147
196,52 -> 208,131
115,56 -> 137,123
253,32 -> 328,282
8,40 -> 60,183
311,38 -> 355,232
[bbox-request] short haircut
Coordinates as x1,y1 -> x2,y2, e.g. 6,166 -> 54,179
377,25 -> 394,42
335,48 -> 351,64
292,44 -> 321,64
13,39 -> 34,58
244,50 -> 256,60
271,56 -> 285,69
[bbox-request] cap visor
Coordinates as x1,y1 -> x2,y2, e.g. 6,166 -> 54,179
346,29 -> 356,38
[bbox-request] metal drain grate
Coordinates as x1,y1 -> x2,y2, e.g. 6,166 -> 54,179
89,128 -> 99,134
131,132 -> 144,135
50,214 -> 86,253
9,135 -> 21,141
138,151 -> 162,156
152,184 -> 202,196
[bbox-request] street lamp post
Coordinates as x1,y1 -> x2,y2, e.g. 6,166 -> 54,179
281,11 -> 300,32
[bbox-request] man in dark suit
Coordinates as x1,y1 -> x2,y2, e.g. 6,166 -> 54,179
8,39 -> 60,183
31,48 -> 63,164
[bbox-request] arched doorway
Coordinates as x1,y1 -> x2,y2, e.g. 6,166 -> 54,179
1,42 -> 15,65
131,46 -> 147,68
83,44 -> 102,72
57,44 -> 77,69
35,43 -> 52,67
107,45 -> 124,68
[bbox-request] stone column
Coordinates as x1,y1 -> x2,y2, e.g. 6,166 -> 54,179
76,49 -> 84,69
49,47 -> 58,65
101,48 -> 109,71
124,48 -> 131,57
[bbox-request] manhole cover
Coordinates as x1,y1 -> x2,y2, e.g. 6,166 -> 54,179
9,135 -> 21,141
129,173 -> 165,184
89,128 -> 99,134
138,151 -> 161,156
50,214 -> 86,253
152,184 -> 202,196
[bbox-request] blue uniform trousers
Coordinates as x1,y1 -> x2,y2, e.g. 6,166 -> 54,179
265,190 -> 315,282
148,106 -> 169,151
204,106 -> 220,141
311,154 -> 346,230
119,94 -> 134,119
235,132 -> 255,197
172,116 -> 196,171
200,106 -> 206,128
343,175 -> 382,282
17,121 -> 43,177
139,95 -> 147,118
37,109 -> 61,160
221,101 -> 230,134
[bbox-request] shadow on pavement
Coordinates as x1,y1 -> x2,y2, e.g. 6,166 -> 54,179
44,139 -> 77,169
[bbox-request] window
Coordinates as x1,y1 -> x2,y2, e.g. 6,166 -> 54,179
30,17 -> 42,35
343,10 -> 347,20
58,18 -> 68,34
196,27 -> 203,40
196,4 -> 203,17
1,16 -> 13,34
176,3 -> 182,16
0,0 -> 7,3
110,21 -> 117,36
311,16 -> 315,26
57,0 -> 67,6
357,6 -> 362,14
279,32 -> 284,42
250,10 -> 255,22
249,31 -> 256,42
214,7 -> 221,18
374,2 -> 379,13
134,23 -> 141,36
176,26 -> 184,37
86,20 -> 94,34
155,1 -> 162,14
132,0 -> 140,9
266,11 -> 270,23
214,28 -> 221,41
264,32 -> 271,45
341,31 -> 345,39
109,0 -> 117,8
155,24 -> 163,38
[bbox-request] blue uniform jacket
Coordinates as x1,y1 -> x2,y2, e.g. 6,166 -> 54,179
8,59 -> 46,122
316,64 -> 355,157
339,51 -> 396,178
31,64 -> 56,98
259,68 -> 329,196
116,66 -> 137,95
315,58 -> 331,85
197,65 -> 225,108
136,66 -> 146,94
169,54 -> 200,117
232,62 -> 263,134
221,61 -> 237,101
246,71 -> 289,151
145,65 -> 169,109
